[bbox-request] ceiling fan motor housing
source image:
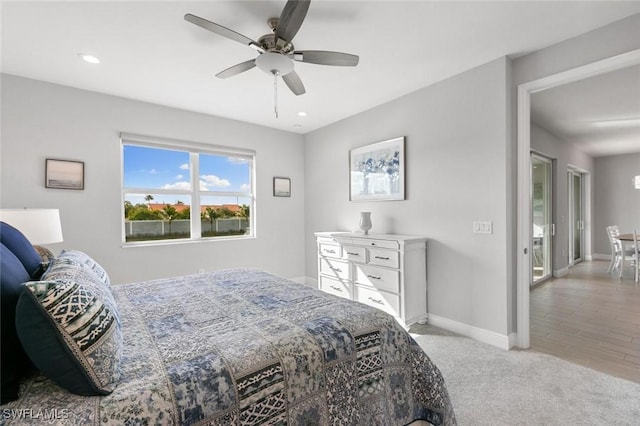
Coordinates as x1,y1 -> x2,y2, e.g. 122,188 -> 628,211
258,32 -> 294,54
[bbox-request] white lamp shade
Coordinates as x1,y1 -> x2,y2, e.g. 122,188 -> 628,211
0,208 -> 63,244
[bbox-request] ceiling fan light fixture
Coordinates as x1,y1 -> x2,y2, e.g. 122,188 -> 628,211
255,52 -> 293,76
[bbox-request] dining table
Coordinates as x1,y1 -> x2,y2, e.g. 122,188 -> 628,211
618,233 -> 635,242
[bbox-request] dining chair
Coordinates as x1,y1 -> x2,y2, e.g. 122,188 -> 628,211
606,225 -> 635,275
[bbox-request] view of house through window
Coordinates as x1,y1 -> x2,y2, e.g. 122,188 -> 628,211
121,136 -> 254,243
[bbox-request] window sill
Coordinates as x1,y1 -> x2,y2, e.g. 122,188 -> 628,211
121,234 -> 255,248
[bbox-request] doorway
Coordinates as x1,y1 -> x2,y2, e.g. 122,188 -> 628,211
516,48 -> 640,349
532,154 -> 553,284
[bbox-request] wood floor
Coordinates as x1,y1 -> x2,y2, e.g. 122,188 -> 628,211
530,260 -> 640,383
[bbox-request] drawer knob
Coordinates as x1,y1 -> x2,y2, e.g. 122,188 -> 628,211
347,252 -> 360,256
367,275 -> 381,280
330,267 -> 343,273
330,285 -> 343,292
368,297 -> 383,305
374,256 -> 390,260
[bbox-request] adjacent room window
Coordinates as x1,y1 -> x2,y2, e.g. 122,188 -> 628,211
121,134 -> 254,244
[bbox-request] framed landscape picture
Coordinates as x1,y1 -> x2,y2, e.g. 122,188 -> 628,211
350,136 -> 405,201
46,159 -> 84,190
273,177 -> 291,197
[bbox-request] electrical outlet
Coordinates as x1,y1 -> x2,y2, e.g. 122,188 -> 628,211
473,221 -> 493,234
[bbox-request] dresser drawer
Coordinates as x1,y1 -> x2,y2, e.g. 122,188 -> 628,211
319,258 -> 349,280
320,276 -> 351,299
319,243 -> 342,259
354,265 -> 399,294
368,248 -> 399,268
356,285 -> 400,317
342,245 -> 366,263
352,238 -> 399,250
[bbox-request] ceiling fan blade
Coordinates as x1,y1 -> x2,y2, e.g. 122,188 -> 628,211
215,59 -> 256,79
293,50 -> 359,66
185,13 -> 262,51
282,71 -> 306,96
275,0 -> 310,45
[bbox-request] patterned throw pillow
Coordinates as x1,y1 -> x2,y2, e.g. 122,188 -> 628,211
33,245 -> 56,267
15,252 -> 122,396
57,249 -> 111,286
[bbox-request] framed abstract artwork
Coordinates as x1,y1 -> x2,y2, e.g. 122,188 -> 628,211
349,136 -> 405,201
45,159 -> 84,190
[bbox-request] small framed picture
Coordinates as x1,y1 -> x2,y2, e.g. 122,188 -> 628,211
273,177 -> 291,197
46,159 -> 84,190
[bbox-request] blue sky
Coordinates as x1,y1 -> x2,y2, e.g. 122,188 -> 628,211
123,145 -> 250,205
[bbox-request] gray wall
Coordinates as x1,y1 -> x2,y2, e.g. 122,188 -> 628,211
1,74 -> 306,284
593,153 -> 640,255
304,57 -> 512,339
530,124 -> 594,274
512,14 -> 640,87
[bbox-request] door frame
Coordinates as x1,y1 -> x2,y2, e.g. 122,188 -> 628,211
516,49 -> 640,349
531,153 -> 554,285
567,166 -> 588,266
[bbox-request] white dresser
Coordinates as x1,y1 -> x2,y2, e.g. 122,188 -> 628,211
315,232 -> 428,328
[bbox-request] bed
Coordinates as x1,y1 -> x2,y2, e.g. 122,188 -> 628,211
0,224 -> 455,425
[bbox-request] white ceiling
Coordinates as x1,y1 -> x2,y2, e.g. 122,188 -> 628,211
2,1 -> 640,141
531,64 -> 640,157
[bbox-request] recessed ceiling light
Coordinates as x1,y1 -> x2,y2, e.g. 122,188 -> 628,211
78,53 -> 100,64
293,124 -> 303,128
297,112 -> 307,117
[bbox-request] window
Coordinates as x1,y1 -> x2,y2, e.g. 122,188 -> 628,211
121,134 -> 254,244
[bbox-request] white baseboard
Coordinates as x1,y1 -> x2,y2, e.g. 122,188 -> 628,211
427,314 -> 510,350
592,253 -> 611,261
553,266 -> 569,277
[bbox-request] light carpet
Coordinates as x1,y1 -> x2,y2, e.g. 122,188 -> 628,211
413,333 -> 640,425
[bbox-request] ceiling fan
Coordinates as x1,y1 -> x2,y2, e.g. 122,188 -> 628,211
185,0 -> 359,116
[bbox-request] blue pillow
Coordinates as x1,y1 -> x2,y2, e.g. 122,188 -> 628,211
0,222 -> 43,279
0,243 -> 33,403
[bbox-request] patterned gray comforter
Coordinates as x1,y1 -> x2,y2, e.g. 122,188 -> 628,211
3,269 -> 455,425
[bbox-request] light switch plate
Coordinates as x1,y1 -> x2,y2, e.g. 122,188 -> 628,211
473,221 -> 493,234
